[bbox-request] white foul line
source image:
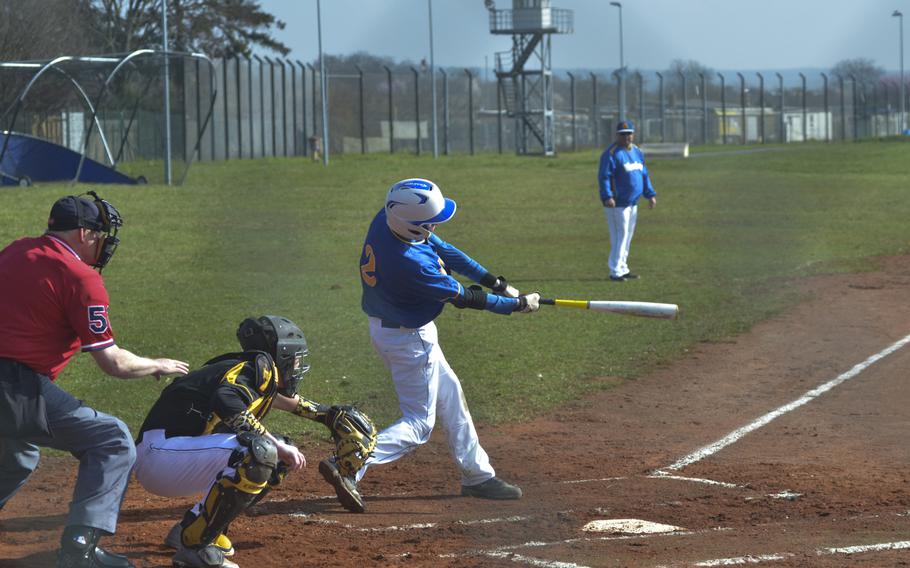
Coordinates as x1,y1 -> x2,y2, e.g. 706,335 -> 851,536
661,332 -> 910,472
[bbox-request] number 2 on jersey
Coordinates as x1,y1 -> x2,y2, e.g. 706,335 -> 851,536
360,244 -> 377,287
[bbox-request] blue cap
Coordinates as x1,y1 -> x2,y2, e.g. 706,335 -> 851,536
47,195 -> 103,231
616,120 -> 635,133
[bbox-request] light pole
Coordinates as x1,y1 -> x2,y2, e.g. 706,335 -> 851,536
316,0 -> 329,165
609,1 -> 625,119
894,10 -> 905,133
429,0 -> 438,158
162,0 -> 172,184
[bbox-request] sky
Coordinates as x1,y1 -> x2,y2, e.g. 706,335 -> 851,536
257,0 -> 907,74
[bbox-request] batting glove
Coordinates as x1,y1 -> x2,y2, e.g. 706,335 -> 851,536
492,275 -> 520,298
516,292 -> 540,313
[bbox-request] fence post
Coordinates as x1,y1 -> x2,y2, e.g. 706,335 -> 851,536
496,75 -> 503,154
383,65 -> 394,153
441,69 -> 449,155
820,72 -> 829,141
411,66 -> 420,155
590,72 -> 599,146
288,59 -> 297,156
223,57 -> 230,160
699,72 -> 707,144
837,74 -> 845,141
567,71 -> 576,151
254,56 -> 265,157
636,71 -> 644,143
756,72 -> 764,144
799,72 -> 806,142
307,63 -> 318,148
356,64 -> 365,154
872,83 -> 879,138
296,61 -> 307,157
465,68 -> 475,155
247,57 -> 255,157
657,71 -> 665,142
679,70 -> 688,143
736,72 -> 746,144
714,73 -> 724,144
264,57 -> 277,156
278,59 -> 287,156
850,74 -> 858,140
236,57 -> 243,158
775,73 -> 788,144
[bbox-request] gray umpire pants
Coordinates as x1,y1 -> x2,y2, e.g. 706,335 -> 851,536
0,360 -> 135,535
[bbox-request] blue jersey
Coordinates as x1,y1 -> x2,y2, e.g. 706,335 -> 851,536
360,209 -> 491,328
597,143 -> 656,207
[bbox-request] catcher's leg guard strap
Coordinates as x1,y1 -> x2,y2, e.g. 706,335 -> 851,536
182,435 -> 277,547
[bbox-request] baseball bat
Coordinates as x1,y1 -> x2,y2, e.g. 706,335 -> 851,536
539,298 -> 679,320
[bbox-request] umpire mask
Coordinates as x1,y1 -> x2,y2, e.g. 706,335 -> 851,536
237,315 -> 310,396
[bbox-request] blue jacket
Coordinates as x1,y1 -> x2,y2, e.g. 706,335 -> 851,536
598,143 -> 656,207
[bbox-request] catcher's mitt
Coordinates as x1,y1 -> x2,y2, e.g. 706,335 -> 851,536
326,405 -> 377,477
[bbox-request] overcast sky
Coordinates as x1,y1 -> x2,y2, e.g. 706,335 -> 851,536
257,0 -> 906,73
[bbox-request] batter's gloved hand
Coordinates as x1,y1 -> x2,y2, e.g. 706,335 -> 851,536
516,292 -> 541,313
491,275 -> 520,298
326,405 -> 377,477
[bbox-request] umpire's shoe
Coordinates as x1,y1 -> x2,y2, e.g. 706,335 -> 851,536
57,525 -> 135,568
172,544 -> 239,568
319,458 -> 365,513
461,477 -> 522,500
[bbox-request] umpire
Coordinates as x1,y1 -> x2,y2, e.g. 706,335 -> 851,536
0,192 -> 189,568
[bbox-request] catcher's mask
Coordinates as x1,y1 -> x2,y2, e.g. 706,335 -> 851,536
47,190 -> 123,272
237,315 -> 310,396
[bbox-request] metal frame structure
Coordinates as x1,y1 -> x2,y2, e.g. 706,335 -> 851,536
489,0 -> 573,156
1,49 -> 217,186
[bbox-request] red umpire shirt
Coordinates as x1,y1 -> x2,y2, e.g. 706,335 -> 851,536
0,234 -> 115,380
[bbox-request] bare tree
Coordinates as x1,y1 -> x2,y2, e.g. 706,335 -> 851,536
831,58 -> 885,85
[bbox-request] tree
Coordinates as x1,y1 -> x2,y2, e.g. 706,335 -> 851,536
0,0 -> 93,61
83,0 -> 290,57
831,58 -> 885,85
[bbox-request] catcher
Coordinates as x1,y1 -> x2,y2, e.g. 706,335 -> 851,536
132,315 -> 376,568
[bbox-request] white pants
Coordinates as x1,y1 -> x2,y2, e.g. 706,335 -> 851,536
134,429 -> 241,498
604,204 -> 638,278
359,318 -> 495,487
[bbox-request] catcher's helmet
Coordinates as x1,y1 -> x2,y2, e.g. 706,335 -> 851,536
384,178 -> 456,241
237,315 -> 310,396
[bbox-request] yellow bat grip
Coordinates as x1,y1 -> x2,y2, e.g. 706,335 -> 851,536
553,299 -> 589,309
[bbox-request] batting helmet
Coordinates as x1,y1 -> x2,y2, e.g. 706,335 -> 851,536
384,178 -> 456,241
237,315 -> 310,397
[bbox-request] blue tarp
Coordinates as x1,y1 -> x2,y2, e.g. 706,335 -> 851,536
0,132 -> 140,185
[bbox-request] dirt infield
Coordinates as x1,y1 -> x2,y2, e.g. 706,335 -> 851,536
3,257 -> 910,567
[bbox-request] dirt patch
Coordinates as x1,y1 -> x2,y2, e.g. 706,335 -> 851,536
3,257 -> 910,567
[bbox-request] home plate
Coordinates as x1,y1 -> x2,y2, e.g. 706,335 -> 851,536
582,519 -> 684,534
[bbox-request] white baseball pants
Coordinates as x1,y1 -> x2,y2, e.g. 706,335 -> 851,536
604,204 -> 638,278
134,429 -> 241,498
359,318 -> 495,487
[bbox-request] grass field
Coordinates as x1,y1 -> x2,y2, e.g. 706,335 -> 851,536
1,139 -> 908,442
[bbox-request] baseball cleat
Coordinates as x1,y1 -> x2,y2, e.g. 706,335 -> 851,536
319,458 -> 366,513
461,477 -> 522,500
164,522 -> 234,556
172,544 -> 239,568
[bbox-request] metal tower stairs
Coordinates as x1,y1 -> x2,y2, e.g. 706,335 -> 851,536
488,1 -> 573,156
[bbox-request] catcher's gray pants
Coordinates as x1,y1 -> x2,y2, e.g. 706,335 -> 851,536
0,370 -> 135,535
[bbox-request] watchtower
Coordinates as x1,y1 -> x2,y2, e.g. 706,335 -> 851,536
487,0 -> 573,156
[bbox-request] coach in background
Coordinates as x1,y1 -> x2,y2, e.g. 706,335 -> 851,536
322,178 -> 538,514
0,193 -> 189,568
597,120 -> 657,281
